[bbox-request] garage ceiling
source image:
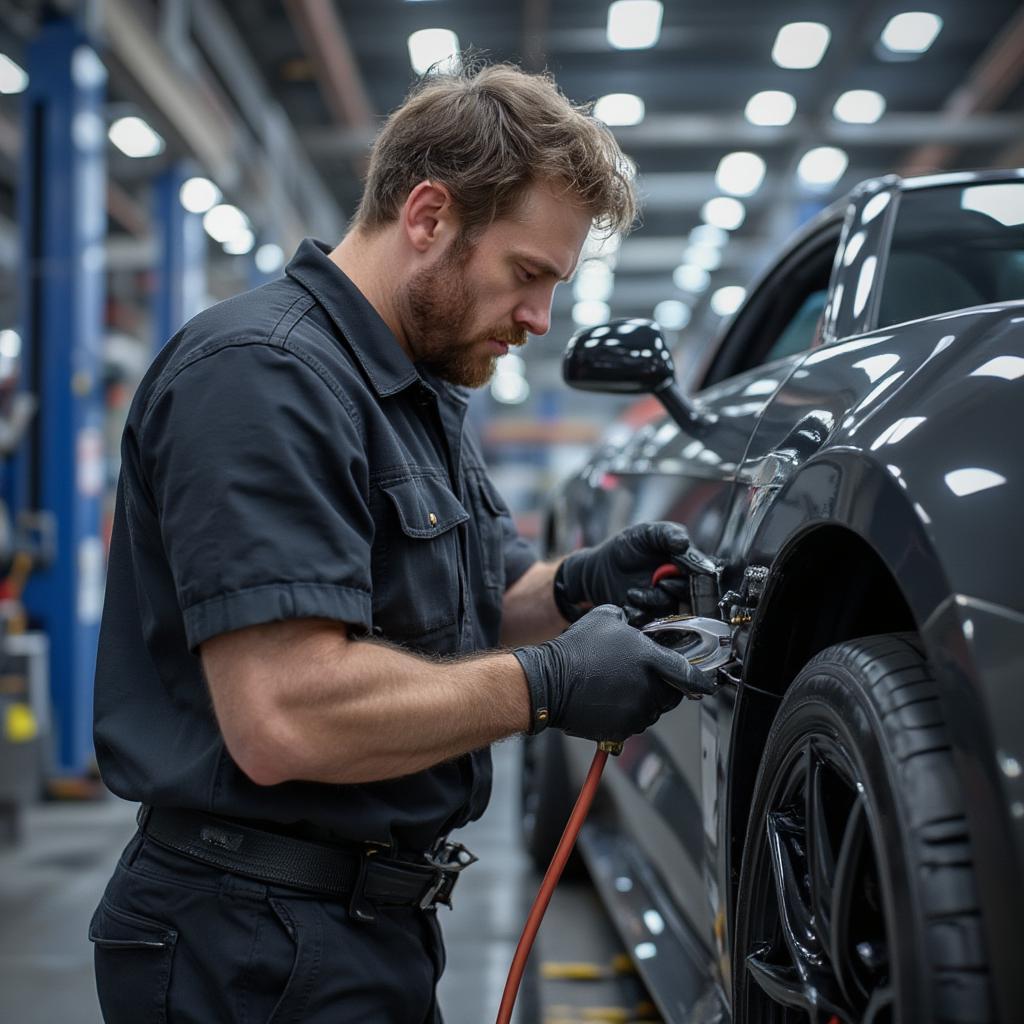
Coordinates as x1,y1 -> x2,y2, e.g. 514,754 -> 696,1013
1,0 -> 1023,386
220,0 -> 1024,348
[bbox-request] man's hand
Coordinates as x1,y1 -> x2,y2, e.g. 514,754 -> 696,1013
512,604 -> 716,743
554,522 -> 716,626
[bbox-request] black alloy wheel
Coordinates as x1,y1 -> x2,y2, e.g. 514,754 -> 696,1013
733,634 -> 992,1024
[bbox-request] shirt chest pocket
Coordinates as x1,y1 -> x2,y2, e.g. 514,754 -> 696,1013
370,475 -> 469,644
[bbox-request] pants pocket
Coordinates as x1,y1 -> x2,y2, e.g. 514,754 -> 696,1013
90,899 -> 177,1024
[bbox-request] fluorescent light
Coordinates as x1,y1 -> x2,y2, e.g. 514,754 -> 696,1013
654,300 -> 691,330
702,196 -> 746,230
0,54 -> 28,94
772,22 -> 831,69
179,177 -> 221,214
255,243 -> 285,275
673,264 -> 710,293
573,261 -> 614,302
0,329 -> 21,359
573,300 -> 611,327
797,146 -> 848,189
689,224 -> 728,248
491,372 -> 530,404
833,89 -> 886,124
407,28 -> 460,75
880,12 -> 942,54
744,90 -> 796,126
203,204 -> 249,243
607,1 -> 663,50
715,151 -> 766,197
944,468 -> 1006,497
594,93 -> 645,127
108,116 -> 165,158
683,244 -> 722,272
710,285 -> 746,317
223,229 -> 255,255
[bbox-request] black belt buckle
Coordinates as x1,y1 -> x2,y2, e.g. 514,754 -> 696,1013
419,840 -> 478,910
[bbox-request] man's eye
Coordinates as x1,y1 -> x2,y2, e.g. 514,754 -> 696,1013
518,267 -> 536,283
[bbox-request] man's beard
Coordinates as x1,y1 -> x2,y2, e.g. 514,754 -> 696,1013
400,242 -> 526,389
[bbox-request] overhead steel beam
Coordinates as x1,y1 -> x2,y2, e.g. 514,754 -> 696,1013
283,0 -> 374,129
302,112 -> 1024,161
100,0 -> 239,187
901,6 -> 1024,175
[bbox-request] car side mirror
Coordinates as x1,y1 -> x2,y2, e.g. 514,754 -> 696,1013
562,318 -> 706,433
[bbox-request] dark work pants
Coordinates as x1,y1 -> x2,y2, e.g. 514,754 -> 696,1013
90,831 -> 446,1023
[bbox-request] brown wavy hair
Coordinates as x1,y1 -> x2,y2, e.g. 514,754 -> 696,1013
352,61 -> 638,240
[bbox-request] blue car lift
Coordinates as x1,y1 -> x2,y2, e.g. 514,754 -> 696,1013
13,18 -> 107,781
154,162 -> 206,350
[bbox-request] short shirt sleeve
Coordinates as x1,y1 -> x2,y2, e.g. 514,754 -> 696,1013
140,343 -> 373,651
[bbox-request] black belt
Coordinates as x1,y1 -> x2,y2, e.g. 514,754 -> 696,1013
137,806 -> 476,923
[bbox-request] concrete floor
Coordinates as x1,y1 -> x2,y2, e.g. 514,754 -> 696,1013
0,738 -> 650,1024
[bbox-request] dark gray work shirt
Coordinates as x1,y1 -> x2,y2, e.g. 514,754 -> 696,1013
93,238 -> 537,851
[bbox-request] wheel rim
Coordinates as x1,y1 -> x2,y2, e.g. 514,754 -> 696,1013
742,735 -> 894,1024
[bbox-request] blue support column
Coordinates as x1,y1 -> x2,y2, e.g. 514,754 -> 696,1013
154,163 -> 206,350
15,18 -> 107,777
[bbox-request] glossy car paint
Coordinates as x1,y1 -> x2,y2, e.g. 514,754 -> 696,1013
546,170 -> 1024,1021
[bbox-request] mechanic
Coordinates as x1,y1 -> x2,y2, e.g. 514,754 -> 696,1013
90,62 -> 712,1023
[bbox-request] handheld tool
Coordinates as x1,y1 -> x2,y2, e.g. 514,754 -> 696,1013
496,561 -> 730,1024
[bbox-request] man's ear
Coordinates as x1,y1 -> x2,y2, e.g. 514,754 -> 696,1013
402,181 -> 457,254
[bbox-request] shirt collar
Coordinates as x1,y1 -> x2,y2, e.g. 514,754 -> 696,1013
285,238 -> 420,398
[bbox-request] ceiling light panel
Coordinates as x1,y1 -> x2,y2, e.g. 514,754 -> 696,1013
108,116 -> 165,158
654,300 -> 691,330
607,0 -> 663,50
0,54 -> 28,94
772,22 -> 831,69
711,285 -> 746,316
744,90 -> 796,126
673,264 -> 710,294
683,245 -> 722,272
702,196 -> 746,231
833,89 -> 886,124
594,93 -> 646,126
715,151 -> 766,197
797,146 -> 848,189
880,12 -> 942,54
407,28 -> 460,75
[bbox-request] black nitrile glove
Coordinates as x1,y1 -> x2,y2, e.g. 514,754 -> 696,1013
513,604 -> 717,742
554,522 -> 716,626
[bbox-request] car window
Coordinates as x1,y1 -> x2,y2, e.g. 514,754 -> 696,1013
701,227 -> 839,388
763,289 -> 828,363
877,181 -> 1024,328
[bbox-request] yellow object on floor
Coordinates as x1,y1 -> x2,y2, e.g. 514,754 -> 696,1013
4,702 -> 37,743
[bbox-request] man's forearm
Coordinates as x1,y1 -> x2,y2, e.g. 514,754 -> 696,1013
245,627 -> 532,786
500,559 -> 572,647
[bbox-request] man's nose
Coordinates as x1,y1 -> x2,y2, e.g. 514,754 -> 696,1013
513,296 -> 552,337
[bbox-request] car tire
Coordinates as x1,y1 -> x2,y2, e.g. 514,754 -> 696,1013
733,633 -> 992,1023
520,730 -> 584,878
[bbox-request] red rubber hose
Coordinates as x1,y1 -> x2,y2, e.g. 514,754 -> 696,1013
651,562 -> 680,586
496,563 -> 679,1022
495,747 -> 610,1024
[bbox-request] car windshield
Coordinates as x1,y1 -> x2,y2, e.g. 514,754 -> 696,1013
877,180 -> 1024,328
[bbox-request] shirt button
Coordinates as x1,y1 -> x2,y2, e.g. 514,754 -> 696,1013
428,512 -> 438,526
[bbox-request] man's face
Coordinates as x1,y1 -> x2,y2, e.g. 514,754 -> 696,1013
398,181 -> 593,388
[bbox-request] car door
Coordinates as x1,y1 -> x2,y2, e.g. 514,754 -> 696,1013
577,213 -> 847,957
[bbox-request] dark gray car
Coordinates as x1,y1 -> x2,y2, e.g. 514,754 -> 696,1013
522,169 -> 1024,1023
